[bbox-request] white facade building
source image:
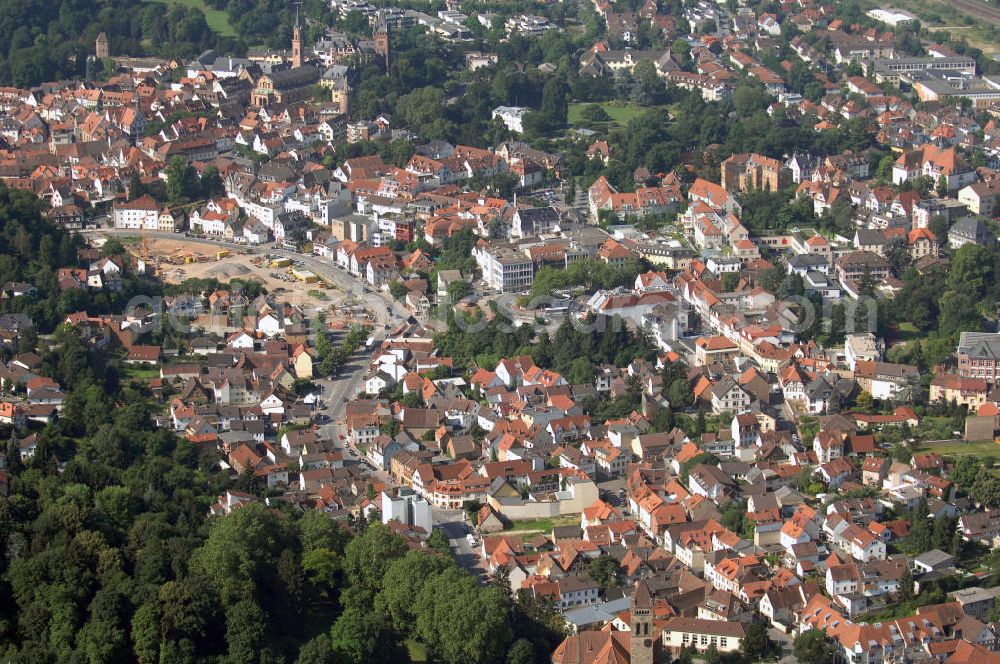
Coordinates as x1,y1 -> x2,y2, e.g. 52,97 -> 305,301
382,488 -> 433,534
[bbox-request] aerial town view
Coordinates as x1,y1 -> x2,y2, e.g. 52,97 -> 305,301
5,0 -> 1000,662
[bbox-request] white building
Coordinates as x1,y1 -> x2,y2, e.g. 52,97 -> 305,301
866,8 -> 917,26
492,106 -> 529,133
844,333 -> 883,371
661,618 -> 745,654
475,245 -> 534,292
113,195 -> 160,230
382,488 -> 433,535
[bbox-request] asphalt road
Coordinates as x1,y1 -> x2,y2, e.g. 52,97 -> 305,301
89,228 -> 484,578
268,245 -> 411,329
435,509 -> 488,583
769,626 -> 796,663
86,227 -> 414,404
315,357 -> 369,425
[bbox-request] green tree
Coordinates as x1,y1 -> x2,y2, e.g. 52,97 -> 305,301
506,639 -> 536,664
377,551 -> 451,631
671,38 -> 692,69
224,599 -> 269,664
189,502 -> 298,606
937,174 -> 949,198
794,629 -> 835,664
884,239 -> 912,276
539,78 -> 569,131
899,566 -> 914,603
396,87 -> 451,139
413,567 -> 512,664
876,154 -> 895,181
128,171 -> 146,200
165,157 -> 200,204
296,633 -> 336,664
719,499 -> 748,536
938,290 -> 983,340
342,523 -> 408,606
741,622 -> 773,661
299,509 -> 348,553
201,165 -> 224,198
389,280 -> 407,299
76,588 -> 130,664
948,244 -> 993,298
329,605 -> 401,664
587,556 -> 621,589
580,104 -> 610,123
567,357 -> 595,385
446,280 -> 472,303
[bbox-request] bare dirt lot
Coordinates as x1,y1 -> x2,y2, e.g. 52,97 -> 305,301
138,238 -> 306,294
127,238 -> 377,325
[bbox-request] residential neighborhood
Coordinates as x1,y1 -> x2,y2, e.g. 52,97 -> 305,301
5,0 -> 1000,661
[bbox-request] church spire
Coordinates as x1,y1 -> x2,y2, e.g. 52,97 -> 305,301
291,4 -> 303,69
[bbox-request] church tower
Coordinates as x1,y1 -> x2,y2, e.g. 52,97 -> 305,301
291,8 -> 303,68
95,32 -> 109,60
630,581 -> 655,664
373,19 -> 390,71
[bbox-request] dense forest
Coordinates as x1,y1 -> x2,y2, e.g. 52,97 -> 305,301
0,0 -> 217,85
0,0 -> 330,86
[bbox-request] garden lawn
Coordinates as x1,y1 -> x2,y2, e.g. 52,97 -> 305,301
406,639 -> 428,663
892,322 -> 921,343
504,515 -> 580,533
568,102 -> 651,125
918,440 -> 1000,459
124,365 -> 161,381
147,0 -> 238,37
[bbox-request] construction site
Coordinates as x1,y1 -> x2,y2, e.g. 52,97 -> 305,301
117,237 -> 313,291
105,235 -> 383,329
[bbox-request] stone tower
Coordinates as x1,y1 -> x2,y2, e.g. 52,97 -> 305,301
630,581 -> 655,664
291,8 -> 303,68
95,32 -> 109,60
373,19 -> 390,71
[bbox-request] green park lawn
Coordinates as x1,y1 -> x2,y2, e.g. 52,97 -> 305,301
147,0 -> 238,37
892,322 -> 920,343
917,440 -> 1000,459
568,102 -> 651,126
405,639 -> 428,663
124,365 -> 161,381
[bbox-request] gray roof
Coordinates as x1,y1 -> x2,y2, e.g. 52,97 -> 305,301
914,548 -> 955,568
950,585 -> 1000,604
949,216 -> 992,241
959,332 -> 1000,360
562,597 -> 632,627
855,229 -> 887,247
788,253 -> 829,268
267,65 -> 320,90
515,206 -> 560,225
